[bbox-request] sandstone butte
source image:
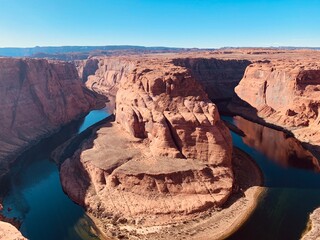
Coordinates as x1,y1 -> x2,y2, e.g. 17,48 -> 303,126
59,54 -> 266,240
0,57 -> 101,239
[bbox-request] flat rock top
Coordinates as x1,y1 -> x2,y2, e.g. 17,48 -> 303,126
81,122 -> 207,175
116,158 -> 207,175
81,122 -> 141,171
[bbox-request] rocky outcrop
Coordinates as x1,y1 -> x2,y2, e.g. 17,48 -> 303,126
0,58 -> 100,177
229,60 -> 320,156
0,221 -> 26,240
60,57 -> 233,238
301,208 -> 320,240
172,58 -> 251,101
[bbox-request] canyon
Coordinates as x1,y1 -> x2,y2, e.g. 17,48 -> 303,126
68,49 -> 320,239
0,49 -> 320,239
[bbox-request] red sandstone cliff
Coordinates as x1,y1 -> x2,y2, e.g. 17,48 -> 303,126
229,60 -> 320,156
60,57 -> 234,238
0,58 -> 100,176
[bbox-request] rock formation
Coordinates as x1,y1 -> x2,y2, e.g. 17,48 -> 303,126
229,60 -> 320,156
60,57 -> 234,237
301,208 -> 320,240
75,58 -> 99,82
85,58 -> 135,96
0,58 -> 100,177
0,221 -> 26,240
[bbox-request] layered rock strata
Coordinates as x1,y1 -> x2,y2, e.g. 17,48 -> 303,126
60,57 -> 234,237
0,58 -> 99,176
229,60 -> 320,156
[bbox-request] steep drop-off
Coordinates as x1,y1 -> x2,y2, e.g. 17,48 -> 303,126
0,58 -> 100,177
229,60 -> 320,156
60,57 -> 235,238
172,58 -> 251,101
75,58 -> 99,82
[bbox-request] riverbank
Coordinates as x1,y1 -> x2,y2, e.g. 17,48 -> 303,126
83,147 -> 265,240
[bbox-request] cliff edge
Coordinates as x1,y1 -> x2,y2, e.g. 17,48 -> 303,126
0,58 -> 100,176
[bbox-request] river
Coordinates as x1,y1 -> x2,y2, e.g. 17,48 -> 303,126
0,108 -> 110,240
224,116 -> 320,240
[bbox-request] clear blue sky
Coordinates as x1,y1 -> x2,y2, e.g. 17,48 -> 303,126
0,0 -> 319,48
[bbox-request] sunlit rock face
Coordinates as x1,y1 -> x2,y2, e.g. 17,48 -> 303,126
60,56 -> 234,231
231,60 -> 320,156
0,221 -> 26,240
0,58 -> 99,176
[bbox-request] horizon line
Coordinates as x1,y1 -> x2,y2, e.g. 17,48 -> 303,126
0,45 -> 320,49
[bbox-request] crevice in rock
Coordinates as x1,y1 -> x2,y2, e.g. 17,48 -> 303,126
163,114 -> 187,159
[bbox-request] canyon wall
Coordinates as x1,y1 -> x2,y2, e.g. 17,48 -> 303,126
0,58 -> 99,176
229,60 -> 320,156
75,58 -> 99,82
172,58 -> 251,101
60,57 -> 234,237
84,58 -> 135,96
80,57 -> 250,102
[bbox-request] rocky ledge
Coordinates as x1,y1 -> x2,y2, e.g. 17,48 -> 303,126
60,57 -> 238,238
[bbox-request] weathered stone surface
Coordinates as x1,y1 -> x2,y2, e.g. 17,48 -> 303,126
0,58 -> 99,175
85,58 -> 135,96
302,207 -> 320,240
0,221 -> 26,240
230,60 -> 320,156
60,57 -> 233,236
